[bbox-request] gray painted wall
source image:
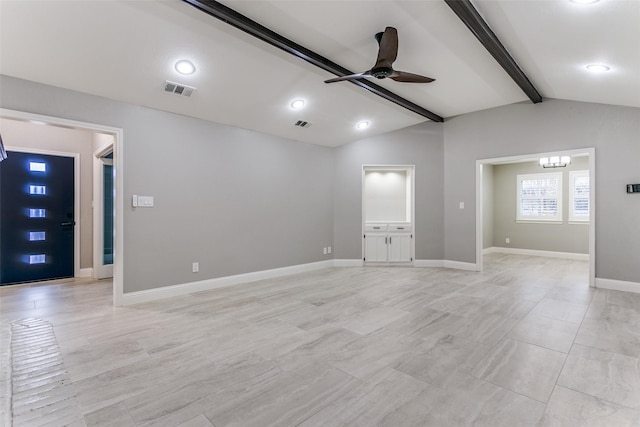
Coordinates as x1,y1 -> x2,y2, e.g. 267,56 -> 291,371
1,75 -> 334,293
2,76 -> 638,287
492,158 -> 589,254
482,164 -> 494,249
333,123 -> 444,260
0,118 -> 94,269
444,99 -> 640,283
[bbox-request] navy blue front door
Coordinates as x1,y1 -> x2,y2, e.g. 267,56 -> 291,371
0,151 -> 75,285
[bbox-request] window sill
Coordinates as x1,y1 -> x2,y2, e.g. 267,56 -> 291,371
568,221 -> 589,225
516,220 -> 563,225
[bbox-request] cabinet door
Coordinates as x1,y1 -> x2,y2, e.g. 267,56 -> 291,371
364,233 -> 388,262
388,234 -> 412,262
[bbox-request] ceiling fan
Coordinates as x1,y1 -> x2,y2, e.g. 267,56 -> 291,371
324,27 -> 435,84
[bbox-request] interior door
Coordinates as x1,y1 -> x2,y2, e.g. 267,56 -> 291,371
0,151 -> 75,284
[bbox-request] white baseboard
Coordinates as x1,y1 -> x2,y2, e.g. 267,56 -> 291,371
484,247 -> 589,261
414,260 -> 444,268
443,260 -> 479,271
595,278 -> 640,294
333,259 -> 364,267
77,268 -> 93,278
122,260 -> 333,305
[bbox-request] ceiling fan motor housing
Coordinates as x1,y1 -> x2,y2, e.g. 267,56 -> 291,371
372,67 -> 393,79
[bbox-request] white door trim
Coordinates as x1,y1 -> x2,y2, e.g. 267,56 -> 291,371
1,108 -> 125,305
475,147 -> 596,287
93,143 -> 114,280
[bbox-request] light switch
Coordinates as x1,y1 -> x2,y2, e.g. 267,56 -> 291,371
138,196 -> 154,207
459,202 -> 465,209
133,195 -> 154,207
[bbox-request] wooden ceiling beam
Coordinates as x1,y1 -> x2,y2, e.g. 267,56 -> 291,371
445,0 -> 542,103
182,0 -> 444,122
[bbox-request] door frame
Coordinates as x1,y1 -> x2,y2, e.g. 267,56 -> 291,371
93,142 -> 114,279
475,147 -> 596,287
362,164 -> 416,264
1,108 -> 124,305
4,145 -> 81,279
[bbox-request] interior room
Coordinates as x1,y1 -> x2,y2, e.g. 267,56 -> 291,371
1,1 -> 639,426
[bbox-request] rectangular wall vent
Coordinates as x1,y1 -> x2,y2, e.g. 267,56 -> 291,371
164,81 -> 196,97
294,120 -> 311,128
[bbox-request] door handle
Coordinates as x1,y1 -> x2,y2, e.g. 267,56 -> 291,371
60,221 -> 76,226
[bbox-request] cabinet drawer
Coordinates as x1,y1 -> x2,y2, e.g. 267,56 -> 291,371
389,224 -> 412,232
365,224 -> 388,232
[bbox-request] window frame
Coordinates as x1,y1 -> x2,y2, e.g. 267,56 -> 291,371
569,170 -> 590,223
516,172 -> 563,223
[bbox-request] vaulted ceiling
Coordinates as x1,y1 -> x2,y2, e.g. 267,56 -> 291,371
1,0 -> 638,146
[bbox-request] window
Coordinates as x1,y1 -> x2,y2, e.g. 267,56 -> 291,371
28,209 -> 46,218
29,162 -> 46,172
517,172 -> 562,222
569,170 -> 590,222
29,231 -> 46,241
29,185 -> 46,195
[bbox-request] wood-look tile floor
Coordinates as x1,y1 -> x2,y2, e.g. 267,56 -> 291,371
2,253 -> 640,426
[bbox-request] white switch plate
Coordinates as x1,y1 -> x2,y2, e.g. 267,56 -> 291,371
192,262 -> 199,273
459,202 -> 465,209
323,247 -> 327,255
506,238 -> 510,244
137,196 -> 154,207
327,246 -> 332,254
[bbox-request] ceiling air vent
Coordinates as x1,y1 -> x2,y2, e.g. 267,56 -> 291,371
294,120 -> 311,128
164,80 -> 196,97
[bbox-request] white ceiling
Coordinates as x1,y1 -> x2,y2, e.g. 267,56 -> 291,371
1,0 -> 638,147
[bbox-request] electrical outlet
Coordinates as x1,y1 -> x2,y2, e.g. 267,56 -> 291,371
192,262 -> 199,273
327,246 -> 332,254
505,238 -> 510,244
323,247 -> 327,255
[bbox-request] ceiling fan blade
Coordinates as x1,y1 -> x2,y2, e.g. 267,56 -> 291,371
389,71 -> 435,83
324,72 -> 371,83
375,27 -> 398,68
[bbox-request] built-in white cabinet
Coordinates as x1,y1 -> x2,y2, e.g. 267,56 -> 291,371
362,165 -> 415,265
364,224 -> 413,264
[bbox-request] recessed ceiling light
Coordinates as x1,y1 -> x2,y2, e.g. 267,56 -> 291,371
586,64 -> 610,73
569,0 -> 600,4
290,99 -> 305,110
175,60 -> 196,75
356,121 -> 370,130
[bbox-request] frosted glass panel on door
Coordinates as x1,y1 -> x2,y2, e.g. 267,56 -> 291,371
364,171 -> 409,222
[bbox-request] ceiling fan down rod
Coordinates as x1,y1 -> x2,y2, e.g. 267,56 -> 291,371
445,0 -> 543,103
181,0 -> 444,122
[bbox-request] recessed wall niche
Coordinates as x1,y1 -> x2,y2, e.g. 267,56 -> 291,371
364,169 -> 412,223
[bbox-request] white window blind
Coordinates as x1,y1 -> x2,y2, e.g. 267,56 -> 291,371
516,172 -> 563,222
569,170 -> 590,222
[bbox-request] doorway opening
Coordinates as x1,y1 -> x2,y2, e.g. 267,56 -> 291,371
476,148 -> 595,287
0,108 -> 124,305
93,142 -> 114,279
